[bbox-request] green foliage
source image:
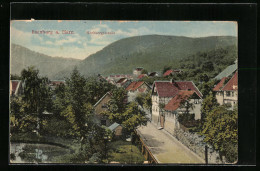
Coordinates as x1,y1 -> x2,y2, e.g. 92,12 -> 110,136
141,69 -> 148,74
21,66 -> 53,114
106,87 -> 127,114
121,102 -> 148,132
84,76 -> 116,105
108,140 -> 145,164
10,74 -> 22,80
177,98 -> 195,127
200,92 -> 219,125
10,66 -> 52,134
105,101 -> 147,133
198,79 -> 217,98
54,68 -> 95,140
201,105 -> 238,163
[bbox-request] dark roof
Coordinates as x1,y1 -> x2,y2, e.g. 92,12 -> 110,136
148,72 -> 157,77
116,78 -> 127,84
153,81 -> 202,98
222,71 -> 238,91
135,67 -> 143,71
164,90 -> 200,111
213,77 -> 228,91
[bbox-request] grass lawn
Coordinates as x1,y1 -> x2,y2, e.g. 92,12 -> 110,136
107,140 -> 145,164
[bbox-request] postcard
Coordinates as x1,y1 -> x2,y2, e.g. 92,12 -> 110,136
9,20 -> 238,164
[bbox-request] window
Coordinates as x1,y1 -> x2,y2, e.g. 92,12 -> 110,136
231,92 -> 234,97
226,91 -> 231,97
194,99 -> 199,104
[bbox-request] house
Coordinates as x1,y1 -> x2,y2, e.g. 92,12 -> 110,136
133,67 -> 144,77
151,79 -> 202,126
148,72 -> 159,77
93,92 -> 112,127
163,90 -> 202,134
137,74 -> 148,79
214,60 -> 237,80
163,69 -> 181,77
108,122 -> 123,137
213,71 -> 238,109
116,78 -> 128,87
213,77 -> 228,105
106,74 -> 133,83
125,81 -> 151,102
10,80 -> 23,96
163,69 -> 173,77
49,80 -> 65,90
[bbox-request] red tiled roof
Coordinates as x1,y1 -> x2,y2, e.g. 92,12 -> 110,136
138,74 -> 147,79
175,82 -> 202,97
213,77 -> 228,91
164,90 -> 197,111
154,82 -> 179,97
154,81 -> 202,98
222,71 -> 238,91
163,69 -> 173,76
50,81 -> 65,85
11,81 -> 19,93
126,81 -> 144,91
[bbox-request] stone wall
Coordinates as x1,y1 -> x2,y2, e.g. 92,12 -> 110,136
174,128 -> 222,164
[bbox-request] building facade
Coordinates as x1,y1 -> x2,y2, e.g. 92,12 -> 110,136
151,80 -> 203,127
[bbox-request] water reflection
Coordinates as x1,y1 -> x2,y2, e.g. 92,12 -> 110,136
10,143 -> 70,163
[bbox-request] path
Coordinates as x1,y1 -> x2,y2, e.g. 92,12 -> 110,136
136,122 -> 205,164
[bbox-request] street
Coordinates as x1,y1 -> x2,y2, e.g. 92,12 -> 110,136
136,122 -> 205,164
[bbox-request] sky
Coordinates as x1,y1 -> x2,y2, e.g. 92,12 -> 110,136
10,20 -> 237,60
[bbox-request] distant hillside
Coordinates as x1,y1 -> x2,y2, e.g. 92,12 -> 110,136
55,35 -> 237,78
10,44 -> 81,79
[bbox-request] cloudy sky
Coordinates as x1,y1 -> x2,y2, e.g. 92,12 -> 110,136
10,20 -> 237,60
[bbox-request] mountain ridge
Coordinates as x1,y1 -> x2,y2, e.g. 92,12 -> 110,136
11,35 -> 237,79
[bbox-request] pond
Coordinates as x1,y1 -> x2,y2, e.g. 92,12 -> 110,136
10,142 -> 72,163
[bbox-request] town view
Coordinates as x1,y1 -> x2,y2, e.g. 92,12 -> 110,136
10,20 -> 238,164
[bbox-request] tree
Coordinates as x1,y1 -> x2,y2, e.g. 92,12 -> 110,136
21,66 -> 52,115
106,87 -> 127,114
201,105 -> 238,163
11,66 -> 52,134
200,92 -> 219,125
59,68 -> 94,142
121,102 -> 148,133
176,96 -> 195,127
201,61 -> 214,72
198,79 -> 217,98
141,69 -> 148,74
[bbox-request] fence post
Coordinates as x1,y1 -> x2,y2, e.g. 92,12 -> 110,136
205,145 -> 208,164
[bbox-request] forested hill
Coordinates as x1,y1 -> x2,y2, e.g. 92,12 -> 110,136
11,35 -> 237,79
10,44 -> 81,79
55,35 -> 237,78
